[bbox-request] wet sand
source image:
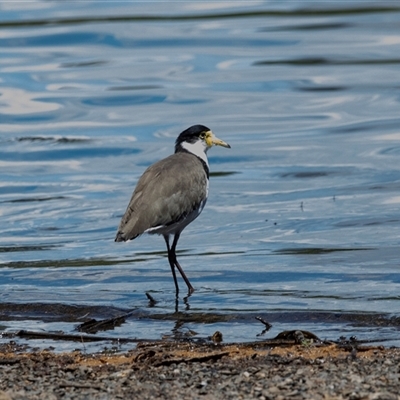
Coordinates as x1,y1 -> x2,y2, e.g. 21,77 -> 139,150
0,339 -> 399,399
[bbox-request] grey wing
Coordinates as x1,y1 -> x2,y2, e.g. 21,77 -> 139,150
115,153 -> 207,241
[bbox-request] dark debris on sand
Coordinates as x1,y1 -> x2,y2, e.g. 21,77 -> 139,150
0,340 -> 399,399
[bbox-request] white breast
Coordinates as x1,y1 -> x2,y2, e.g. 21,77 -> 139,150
180,140 -> 209,168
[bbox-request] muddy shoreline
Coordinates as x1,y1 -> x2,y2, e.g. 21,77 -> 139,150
0,338 -> 399,399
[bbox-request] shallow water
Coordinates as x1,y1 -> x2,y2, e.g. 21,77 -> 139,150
1,1 -> 400,351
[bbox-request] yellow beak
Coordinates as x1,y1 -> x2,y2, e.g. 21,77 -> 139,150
205,130 -> 231,148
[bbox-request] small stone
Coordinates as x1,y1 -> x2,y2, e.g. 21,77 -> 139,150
266,386 -> 280,394
109,369 -> 132,379
370,392 -> 398,400
197,380 -> 207,388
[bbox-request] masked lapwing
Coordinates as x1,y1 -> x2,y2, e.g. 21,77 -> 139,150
115,125 -> 231,295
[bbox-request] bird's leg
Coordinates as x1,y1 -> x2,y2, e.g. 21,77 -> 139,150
164,235 -> 180,295
171,233 -> 195,295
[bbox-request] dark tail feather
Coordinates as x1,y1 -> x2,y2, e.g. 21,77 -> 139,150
115,231 -> 140,242
115,231 -> 126,242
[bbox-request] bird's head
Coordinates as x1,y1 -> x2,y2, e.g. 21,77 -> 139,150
175,125 -> 231,155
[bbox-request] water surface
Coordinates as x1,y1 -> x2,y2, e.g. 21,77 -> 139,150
1,1 -> 400,351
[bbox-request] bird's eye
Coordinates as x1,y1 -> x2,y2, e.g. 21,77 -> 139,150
200,132 -> 206,139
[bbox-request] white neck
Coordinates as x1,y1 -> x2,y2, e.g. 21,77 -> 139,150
180,140 -> 209,168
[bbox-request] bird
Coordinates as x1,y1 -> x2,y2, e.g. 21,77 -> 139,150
115,125 -> 231,295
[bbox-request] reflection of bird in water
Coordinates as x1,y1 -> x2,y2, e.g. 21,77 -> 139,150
115,125 -> 231,295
